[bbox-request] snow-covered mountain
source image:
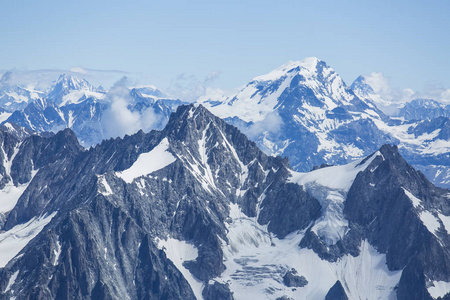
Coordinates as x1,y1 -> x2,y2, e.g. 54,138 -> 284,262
0,71 -> 44,112
352,75 -> 450,120
46,74 -> 102,106
396,99 -> 450,121
0,104 -> 449,299
0,75 -> 187,147
1,62 -> 449,189
198,57 -> 390,168
198,58 -> 450,188
350,75 -> 398,115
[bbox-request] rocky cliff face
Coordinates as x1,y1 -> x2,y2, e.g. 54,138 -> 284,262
0,104 -> 449,299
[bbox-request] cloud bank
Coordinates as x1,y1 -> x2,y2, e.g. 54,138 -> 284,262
363,72 -> 450,105
167,71 -> 222,102
243,112 -> 284,140
101,77 -> 162,139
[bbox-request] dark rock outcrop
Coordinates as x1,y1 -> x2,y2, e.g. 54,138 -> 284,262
325,281 -> 348,300
282,268 -> 308,288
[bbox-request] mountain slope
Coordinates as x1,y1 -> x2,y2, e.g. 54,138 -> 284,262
0,71 -> 44,112
198,58 -> 392,170
350,75 -> 397,115
46,74 -> 101,106
397,99 -> 450,121
198,58 -> 450,189
0,104 -> 449,299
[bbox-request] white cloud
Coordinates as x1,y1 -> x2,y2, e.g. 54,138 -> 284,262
439,89 -> 450,104
244,112 -> 283,139
364,72 -> 390,95
101,77 -> 162,139
167,71 -> 222,102
363,72 -> 416,103
69,67 -> 88,74
204,71 -> 221,84
362,72 -> 450,105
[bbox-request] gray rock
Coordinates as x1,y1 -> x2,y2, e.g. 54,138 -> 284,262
282,268 -> 308,287
202,281 -> 234,300
325,281 -> 348,300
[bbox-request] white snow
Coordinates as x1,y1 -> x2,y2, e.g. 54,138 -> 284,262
420,211 -> 441,234
2,122 -> 16,133
0,212 -> 57,267
206,74 -> 292,123
428,280 -> 450,299
289,151 -> 380,192
288,153 -> 380,245
226,203 -> 271,253
0,145 -> 38,214
188,107 -> 195,119
67,110 -> 75,128
116,138 -> 176,184
438,213 -> 450,234
309,190 -> 348,245
402,188 -> 422,208
4,92 -> 29,103
198,59 -> 334,123
197,123 -> 217,189
218,129 -> 248,187
372,119 -> 450,156
252,57 -> 319,82
97,175 -> 113,196
219,204 -> 402,300
421,139 -> 450,155
53,240 -> 61,266
0,184 -> 30,213
157,237 -> 203,299
4,270 -> 19,293
59,90 -> 105,106
0,112 -> 12,123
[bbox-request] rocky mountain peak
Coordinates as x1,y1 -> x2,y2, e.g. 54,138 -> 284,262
350,75 -> 375,96
52,74 -> 94,91
251,57 -> 323,82
46,74 -> 96,105
131,85 -> 167,98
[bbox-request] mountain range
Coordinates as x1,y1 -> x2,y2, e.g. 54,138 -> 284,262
0,74 -> 187,147
1,60 -> 449,189
0,60 -> 449,298
0,104 -> 449,299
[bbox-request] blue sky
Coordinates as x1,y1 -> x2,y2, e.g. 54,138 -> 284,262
1,0 -> 449,98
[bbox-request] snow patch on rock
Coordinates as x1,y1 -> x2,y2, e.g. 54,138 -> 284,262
97,175 -> 113,196
4,270 -> 18,293
289,151 -> 380,192
438,213 -> 450,234
116,138 -> 176,183
428,280 -> 450,299
218,203 -> 402,300
0,212 -> 57,268
420,211 -> 441,234
157,237 -> 203,299
402,188 -> 422,208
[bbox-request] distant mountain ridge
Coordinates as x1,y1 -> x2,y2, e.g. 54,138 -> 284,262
397,99 -> 450,120
0,73 -> 188,147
